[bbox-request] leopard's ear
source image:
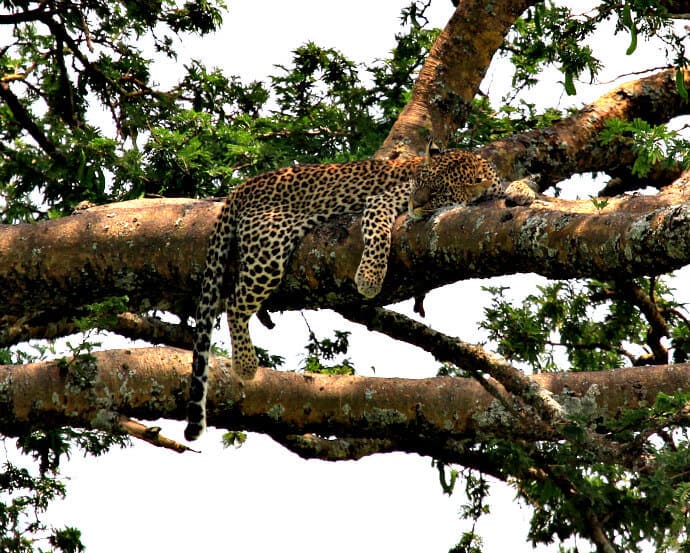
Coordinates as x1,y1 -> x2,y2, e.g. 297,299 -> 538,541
424,139 -> 441,164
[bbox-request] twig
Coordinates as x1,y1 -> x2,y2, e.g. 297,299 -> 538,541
116,416 -> 198,453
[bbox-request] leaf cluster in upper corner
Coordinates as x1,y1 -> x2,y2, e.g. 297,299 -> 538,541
504,1 -> 686,96
0,0 -> 436,221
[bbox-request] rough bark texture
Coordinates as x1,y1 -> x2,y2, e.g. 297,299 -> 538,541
2,347 -> 689,463
3,170 -> 689,344
375,0 -> 534,159
2,4 -> 690,482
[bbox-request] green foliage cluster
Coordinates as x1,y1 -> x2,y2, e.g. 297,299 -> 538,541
475,276 -> 690,551
505,1 -> 687,96
600,118 -> 690,177
1,428 -> 127,553
482,278 -> 690,371
0,0 -> 435,222
301,328 -> 355,376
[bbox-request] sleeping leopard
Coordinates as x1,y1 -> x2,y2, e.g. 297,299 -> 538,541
184,147 -> 537,440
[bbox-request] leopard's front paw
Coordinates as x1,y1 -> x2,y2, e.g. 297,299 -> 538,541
354,266 -> 383,299
505,174 -> 539,206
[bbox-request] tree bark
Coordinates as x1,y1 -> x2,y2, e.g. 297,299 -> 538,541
375,0 -> 534,159
2,346 -> 689,463
2,169 -> 689,346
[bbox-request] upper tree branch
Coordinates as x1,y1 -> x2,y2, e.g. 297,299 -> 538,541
1,71 -> 689,343
376,0 -> 535,159
0,80 -> 66,163
480,67 -> 690,185
0,1 -> 50,25
3,169 -> 690,343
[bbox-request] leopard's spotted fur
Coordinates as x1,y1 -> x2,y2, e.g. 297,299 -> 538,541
184,148 -> 537,440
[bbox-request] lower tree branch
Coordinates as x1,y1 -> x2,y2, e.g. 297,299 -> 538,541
0,312 -> 193,349
2,347 -> 690,463
271,433 -> 398,461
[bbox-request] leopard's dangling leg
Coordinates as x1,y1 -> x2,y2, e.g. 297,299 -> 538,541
354,183 -> 409,299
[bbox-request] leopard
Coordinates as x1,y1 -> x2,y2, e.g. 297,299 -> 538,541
184,146 -> 537,441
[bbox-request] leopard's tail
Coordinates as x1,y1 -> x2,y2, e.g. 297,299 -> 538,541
184,201 -> 236,441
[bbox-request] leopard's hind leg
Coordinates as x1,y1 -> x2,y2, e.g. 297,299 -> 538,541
228,212 -> 307,378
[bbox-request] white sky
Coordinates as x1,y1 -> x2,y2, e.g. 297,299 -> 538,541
4,1 -> 690,552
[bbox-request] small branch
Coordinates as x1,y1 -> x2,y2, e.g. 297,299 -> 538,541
271,433 -> 398,461
116,416 -> 197,453
0,1 -> 50,25
0,80 -> 66,163
0,312 -> 193,349
109,312 -> 194,349
611,279 -> 669,365
585,512 -> 618,553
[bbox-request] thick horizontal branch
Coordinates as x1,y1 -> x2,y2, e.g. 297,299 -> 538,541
3,174 -> 690,341
2,347 -> 690,462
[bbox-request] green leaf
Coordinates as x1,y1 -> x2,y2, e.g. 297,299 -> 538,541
626,24 -> 638,55
622,2 -> 633,29
676,68 -> 688,101
564,72 -> 576,95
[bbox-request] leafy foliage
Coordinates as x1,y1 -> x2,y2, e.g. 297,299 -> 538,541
600,118 -> 690,177
1,428 -> 127,553
481,278 -> 690,372
301,328 -> 355,376
0,0 -> 434,222
504,1 -> 687,95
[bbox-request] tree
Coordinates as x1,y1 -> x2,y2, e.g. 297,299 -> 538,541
2,0 -> 690,551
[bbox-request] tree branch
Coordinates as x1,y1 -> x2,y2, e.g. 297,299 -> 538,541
0,80 -> 66,163
2,347 -> 690,464
480,68 -> 690,184
376,0 -> 535,158
3,169 -> 690,341
337,305 -> 563,427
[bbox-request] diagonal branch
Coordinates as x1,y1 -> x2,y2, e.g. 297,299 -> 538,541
480,67 -> 690,184
337,305 -> 563,426
376,0 -> 535,159
0,80 -> 66,163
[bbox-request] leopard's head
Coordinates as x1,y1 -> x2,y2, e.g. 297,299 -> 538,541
408,145 -> 499,220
